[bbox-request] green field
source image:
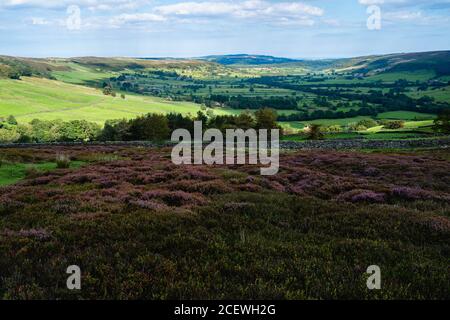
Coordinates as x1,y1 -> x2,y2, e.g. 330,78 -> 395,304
367,70 -> 436,82
0,161 -> 84,186
51,62 -> 114,84
0,77 -> 208,123
377,111 -> 436,120
282,116 -> 374,132
0,77 -> 301,124
408,86 -> 450,103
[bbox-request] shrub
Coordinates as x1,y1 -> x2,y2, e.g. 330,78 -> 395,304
7,115 -> 18,126
327,125 -> 343,133
433,110 -> 450,133
55,154 -> 71,169
0,127 -> 20,143
305,124 -> 324,140
384,120 -> 405,130
357,119 -> 378,129
25,166 -> 41,178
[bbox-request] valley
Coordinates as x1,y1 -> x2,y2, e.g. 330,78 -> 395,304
1,51 -> 449,143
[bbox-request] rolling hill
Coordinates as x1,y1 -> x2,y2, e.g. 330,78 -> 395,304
199,54 -> 301,65
0,77 -> 208,124
348,51 -> 450,78
2,51 -> 450,82
0,51 -> 448,127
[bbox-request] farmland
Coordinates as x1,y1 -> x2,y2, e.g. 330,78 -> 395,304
0,77 -> 207,123
1,52 -> 450,142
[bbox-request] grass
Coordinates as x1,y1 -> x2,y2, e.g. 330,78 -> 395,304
366,70 -> 436,82
0,161 -> 84,186
282,131 -> 434,141
408,86 -> 450,103
0,77 -> 299,124
377,111 -> 436,121
51,62 -> 114,85
281,117 -> 373,133
0,77 -> 208,124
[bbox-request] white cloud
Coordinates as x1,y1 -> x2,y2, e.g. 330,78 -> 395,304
30,17 -> 49,25
153,0 -> 324,25
109,12 -> 166,26
359,0 -> 385,5
9,0 -> 325,29
1,0 -> 147,10
385,10 -> 423,20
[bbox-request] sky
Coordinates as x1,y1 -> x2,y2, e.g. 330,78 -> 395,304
0,0 -> 449,58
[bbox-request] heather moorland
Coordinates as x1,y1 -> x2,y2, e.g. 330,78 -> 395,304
0,146 -> 448,299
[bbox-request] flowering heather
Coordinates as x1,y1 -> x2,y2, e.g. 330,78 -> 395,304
337,189 -> 387,203
390,187 -> 436,201
0,146 -> 448,299
128,200 -> 169,211
2,228 -> 52,240
142,190 -> 207,207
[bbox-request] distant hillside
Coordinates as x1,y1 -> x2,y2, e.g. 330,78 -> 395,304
0,56 -> 242,85
294,51 -> 450,79
350,51 -> 450,78
0,56 -> 69,79
2,51 -> 449,82
199,54 -> 301,65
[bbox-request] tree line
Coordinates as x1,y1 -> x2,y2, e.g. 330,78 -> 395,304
0,109 -> 281,143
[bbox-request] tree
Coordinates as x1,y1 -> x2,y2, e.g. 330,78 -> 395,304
58,120 -> 101,142
0,127 -> 20,143
235,112 -> 255,130
7,115 -> 18,125
103,85 -> 113,96
305,124 -> 324,140
383,120 -> 405,130
433,110 -> 450,133
100,119 -> 131,141
255,108 -> 278,130
129,114 -> 170,141
196,111 -> 208,125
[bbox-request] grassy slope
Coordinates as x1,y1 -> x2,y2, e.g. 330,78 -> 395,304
0,77 -> 210,123
51,62 -> 114,84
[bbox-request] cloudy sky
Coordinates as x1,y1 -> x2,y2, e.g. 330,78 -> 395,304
0,0 -> 449,58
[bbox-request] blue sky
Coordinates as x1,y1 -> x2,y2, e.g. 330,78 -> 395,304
0,0 -> 449,58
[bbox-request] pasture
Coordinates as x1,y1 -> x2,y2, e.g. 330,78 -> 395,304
0,77 -> 206,124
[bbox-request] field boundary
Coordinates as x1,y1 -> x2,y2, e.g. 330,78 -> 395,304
1,137 -> 450,150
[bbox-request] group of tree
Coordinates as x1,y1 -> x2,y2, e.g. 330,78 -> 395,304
433,110 -> 450,133
100,108 -> 281,142
0,117 -> 101,143
102,83 -> 125,99
199,95 -> 299,111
